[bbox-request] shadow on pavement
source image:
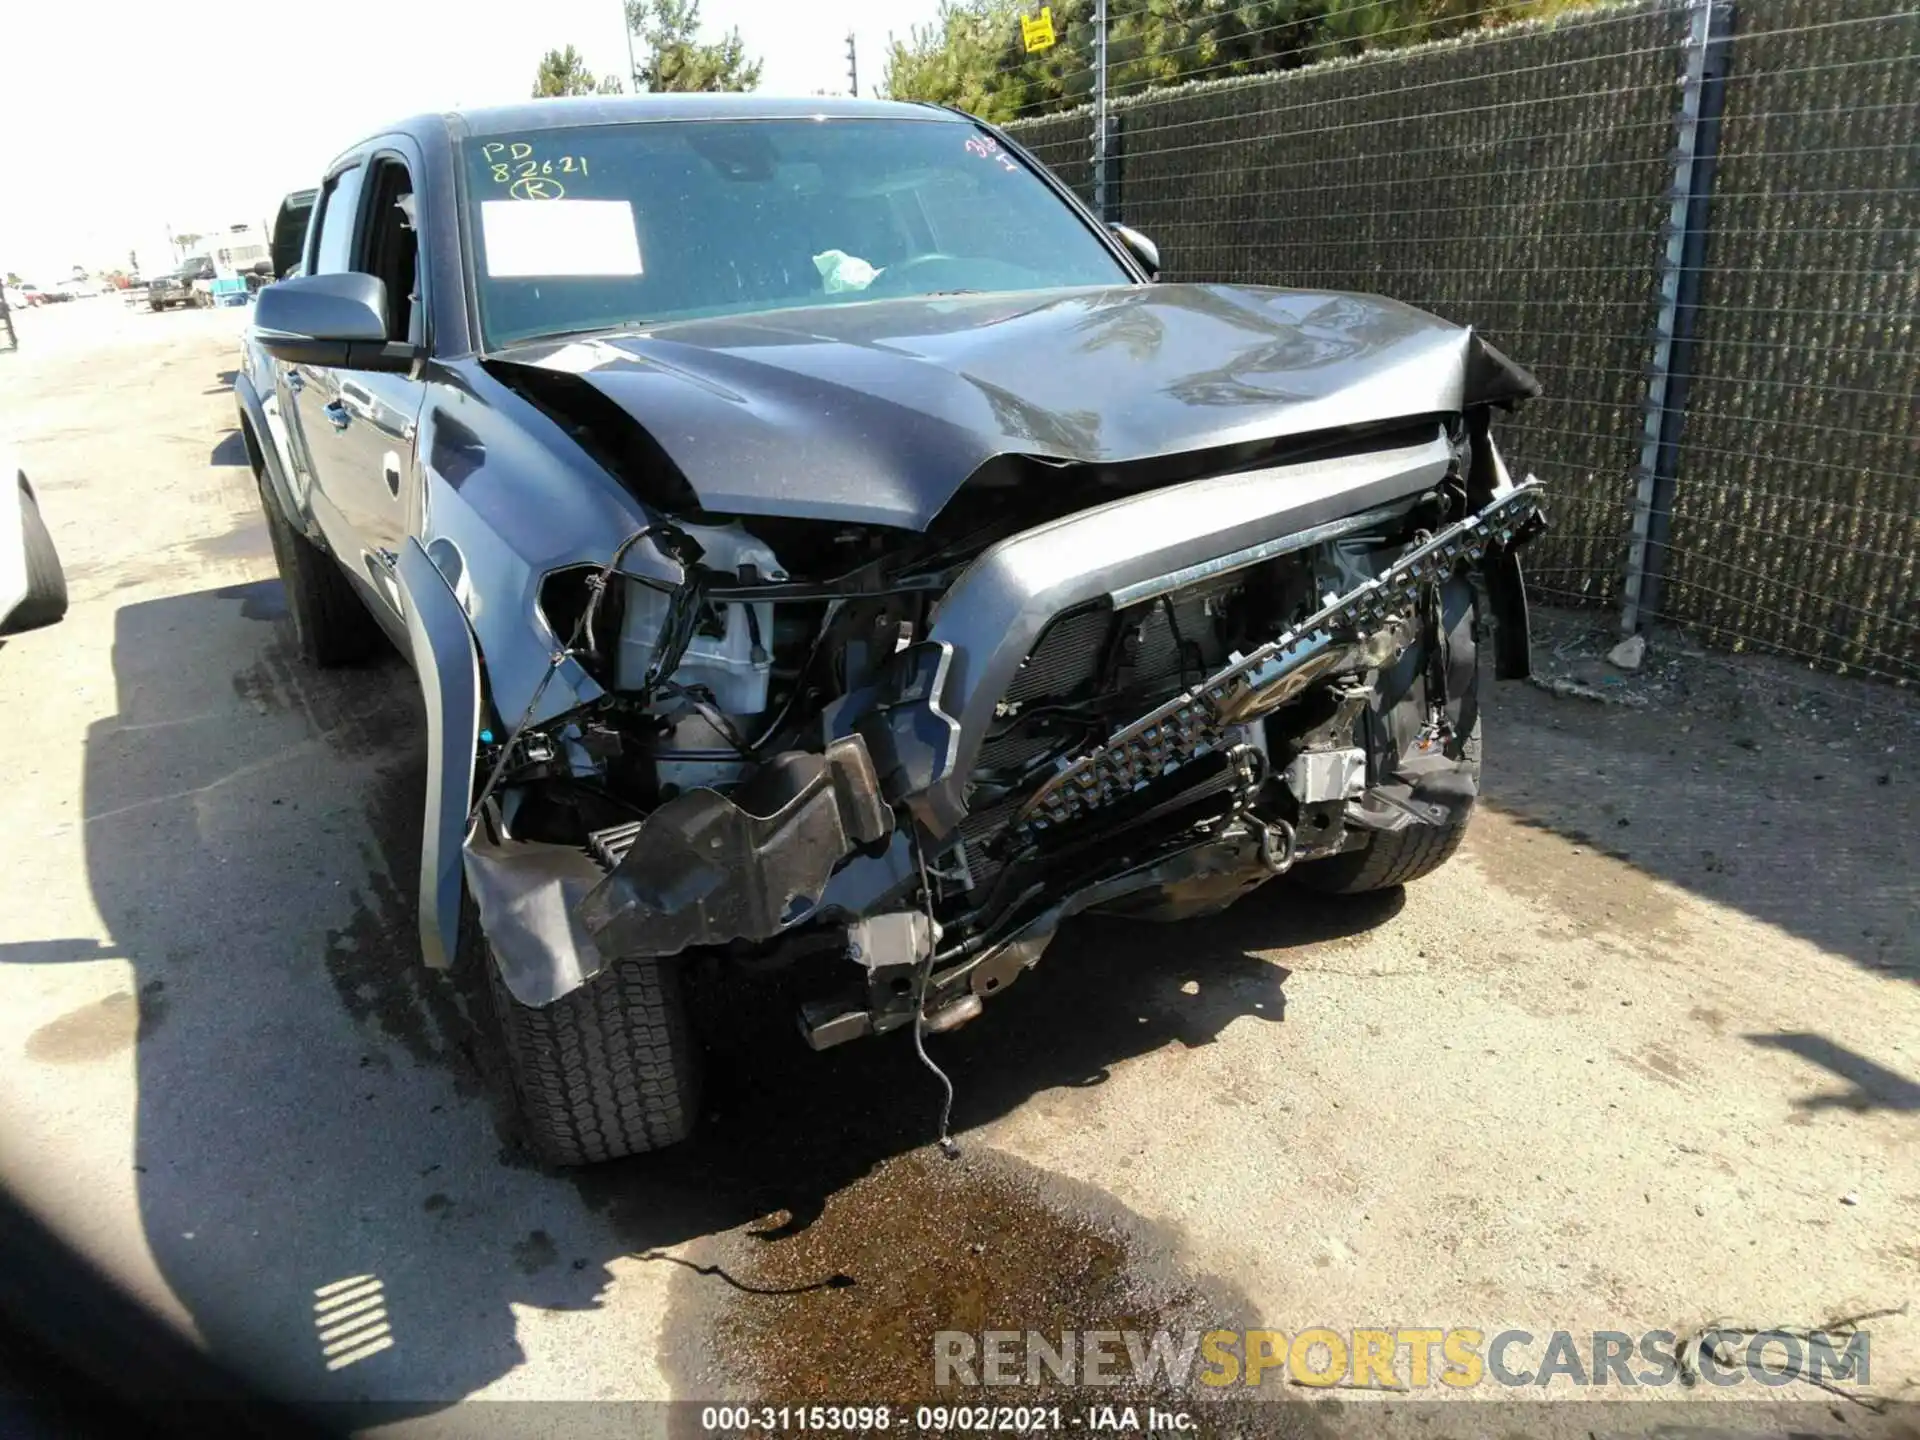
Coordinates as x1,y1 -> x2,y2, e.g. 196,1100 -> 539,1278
570,882 -> 1343,1253
0,939 -> 124,964
210,430 -> 248,467
1743,1031 -> 1920,1113
49,578 -> 1377,1409
63,578 -> 579,1407
1478,677 -> 1917,983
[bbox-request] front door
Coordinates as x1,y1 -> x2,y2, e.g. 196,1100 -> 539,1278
284,153 -> 427,626
280,161 -> 367,568
320,154 -> 428,621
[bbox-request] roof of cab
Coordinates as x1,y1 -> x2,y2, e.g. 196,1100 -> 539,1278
437,93 -> 958,139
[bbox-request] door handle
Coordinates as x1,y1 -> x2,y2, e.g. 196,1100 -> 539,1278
323,400 -> 351,431
284,368 -> 305,393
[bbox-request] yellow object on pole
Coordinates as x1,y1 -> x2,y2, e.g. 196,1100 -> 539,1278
1020,6 -> 1056,53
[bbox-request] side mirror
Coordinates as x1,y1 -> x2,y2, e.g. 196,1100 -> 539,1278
254,273 -> 416,371
1109,223 -> 1160,281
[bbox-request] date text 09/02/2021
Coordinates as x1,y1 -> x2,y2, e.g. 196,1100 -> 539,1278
698,1404 -> 1196,1433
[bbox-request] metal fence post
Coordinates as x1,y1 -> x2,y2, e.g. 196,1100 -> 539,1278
1621,0 -> 1733,636
1092,0 -> 1110,220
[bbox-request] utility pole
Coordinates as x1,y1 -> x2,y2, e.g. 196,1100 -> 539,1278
1092,0 -> 1109,220
623,0 -> 639,90
846,31 -> 858,97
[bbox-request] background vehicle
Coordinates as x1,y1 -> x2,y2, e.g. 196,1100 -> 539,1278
148,257 -> 214,311
237,95 -> 1542,1166
0,447 -> 68,636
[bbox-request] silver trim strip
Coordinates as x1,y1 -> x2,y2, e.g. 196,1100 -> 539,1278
1107,496 -> 1419,609
910,427 -> 1458,836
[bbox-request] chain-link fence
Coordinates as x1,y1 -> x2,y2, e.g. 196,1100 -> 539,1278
1003,0 -> 1917,686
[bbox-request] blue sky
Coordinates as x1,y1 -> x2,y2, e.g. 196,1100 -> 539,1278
0,0 -> 947,280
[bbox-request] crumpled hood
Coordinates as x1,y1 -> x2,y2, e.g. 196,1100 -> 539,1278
489,282 -> 1538,531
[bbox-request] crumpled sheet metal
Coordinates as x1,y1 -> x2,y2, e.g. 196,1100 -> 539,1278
464,834 -> 612,1007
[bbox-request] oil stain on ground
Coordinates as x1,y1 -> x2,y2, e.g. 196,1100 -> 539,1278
319,751 -> 505,1110
512,1228 -> 559,1274
323,867 -> 473,1086
228,635 -> 404,759
25,979 -> 168,1064
660,1144 -> 1327,1428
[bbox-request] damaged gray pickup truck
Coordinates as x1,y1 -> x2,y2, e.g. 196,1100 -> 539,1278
237,95 -> 1544,1164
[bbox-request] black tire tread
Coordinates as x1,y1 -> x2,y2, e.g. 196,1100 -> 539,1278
256,471 -> 380,667
1293,727 -> 1481,895
490,954 -> 701,1166
10,484 -> 68,631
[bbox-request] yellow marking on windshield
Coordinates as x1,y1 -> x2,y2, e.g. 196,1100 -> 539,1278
482,140 -> 590,196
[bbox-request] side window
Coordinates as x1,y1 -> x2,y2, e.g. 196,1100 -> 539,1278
359,157 -> 420,346
310,164 -> 367,276
270,191 -> 315,280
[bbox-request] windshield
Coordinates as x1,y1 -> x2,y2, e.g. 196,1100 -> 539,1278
461,117 -> 1131,348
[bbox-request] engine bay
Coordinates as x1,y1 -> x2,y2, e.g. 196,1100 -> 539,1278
464,433 -> 1543,1049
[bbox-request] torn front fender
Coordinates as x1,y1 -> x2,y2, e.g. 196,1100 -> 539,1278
397,537 -> 481,971
464,832 -> 611,1006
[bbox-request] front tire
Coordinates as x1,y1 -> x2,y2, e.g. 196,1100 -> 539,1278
489,952 -> 703,1165
1292,724 -> 1480,894
256,475 -> 380,667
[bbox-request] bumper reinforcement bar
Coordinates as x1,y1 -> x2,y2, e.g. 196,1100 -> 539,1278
1014,480 -> 1545,840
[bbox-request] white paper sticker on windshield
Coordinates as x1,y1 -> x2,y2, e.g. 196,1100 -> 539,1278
480,199 -> 643,278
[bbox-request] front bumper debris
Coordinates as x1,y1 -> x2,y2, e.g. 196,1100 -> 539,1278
478,468 -> 1541,1032
796,822 -> 1291,1049
577,735 -> 892,957
1015,480 -> 1544,840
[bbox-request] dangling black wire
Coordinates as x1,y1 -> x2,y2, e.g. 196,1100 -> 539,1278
469,525 -> 659,827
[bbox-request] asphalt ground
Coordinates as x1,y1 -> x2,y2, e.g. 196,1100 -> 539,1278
1,298 -> 1916,1434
